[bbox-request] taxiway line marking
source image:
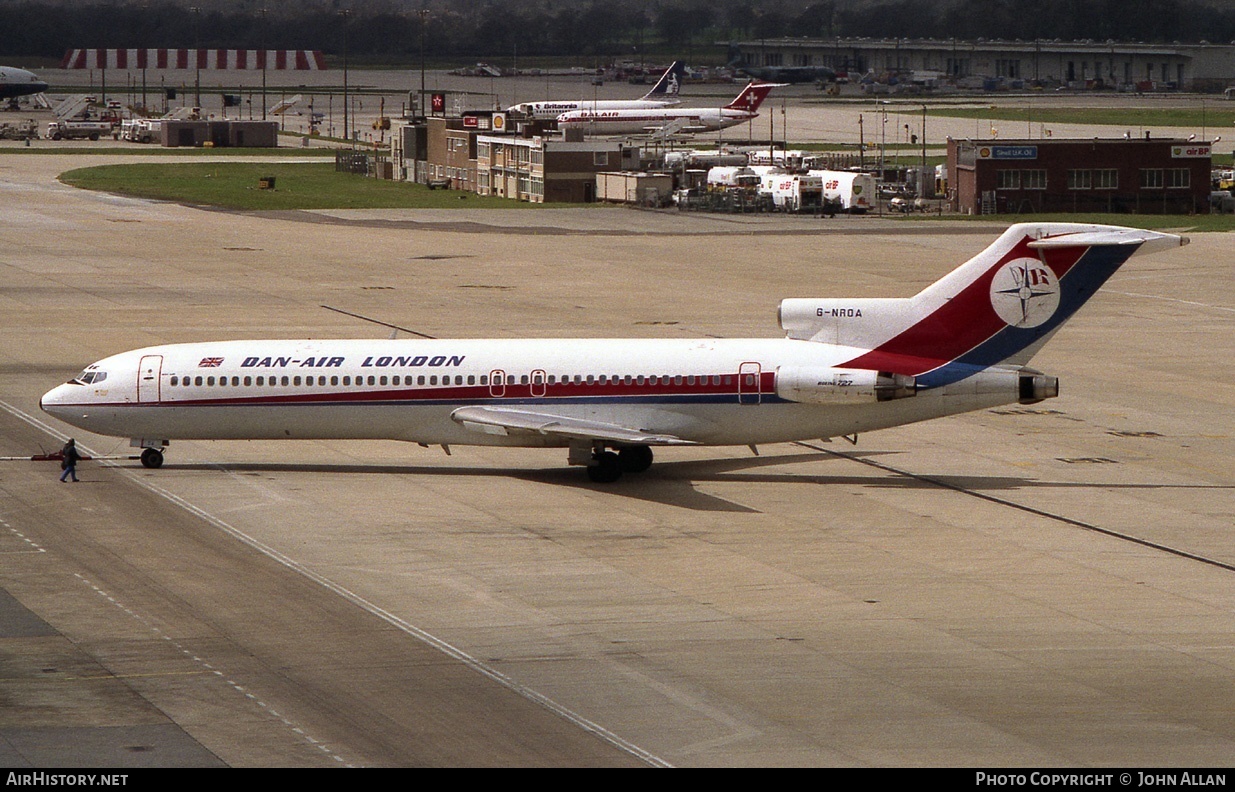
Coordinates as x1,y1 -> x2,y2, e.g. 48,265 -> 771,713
0,399 -> 671,768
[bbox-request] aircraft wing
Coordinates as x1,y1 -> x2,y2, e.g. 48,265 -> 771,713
450,406 -> 697,446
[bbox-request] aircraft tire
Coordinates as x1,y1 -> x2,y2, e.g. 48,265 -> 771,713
618,445 -> 654,473
140,448 -> 164,469
587,451 -> 622,483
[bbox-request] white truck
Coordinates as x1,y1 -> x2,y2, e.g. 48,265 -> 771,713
45,119 -> 112,141
706,165 -> 761,190
119,118 -> 163,143
806,169 -> 876,214
759,172 -> 825,212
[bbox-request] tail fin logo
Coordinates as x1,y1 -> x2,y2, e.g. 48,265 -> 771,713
990,258 -> 1060,328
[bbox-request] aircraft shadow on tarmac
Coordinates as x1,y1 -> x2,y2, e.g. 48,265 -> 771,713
155,449 -> 1230,514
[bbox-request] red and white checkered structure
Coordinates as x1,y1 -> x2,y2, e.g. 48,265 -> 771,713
61,49 -> 327,70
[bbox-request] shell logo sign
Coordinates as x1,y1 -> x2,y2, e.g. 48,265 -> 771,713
492,113 -> 507,131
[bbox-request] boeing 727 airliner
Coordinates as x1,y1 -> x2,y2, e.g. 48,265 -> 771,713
40,223 -> 1185,482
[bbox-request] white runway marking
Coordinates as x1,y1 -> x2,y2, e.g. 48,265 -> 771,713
0,399 -> 671,768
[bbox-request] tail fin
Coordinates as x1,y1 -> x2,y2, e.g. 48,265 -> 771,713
780,223 -> 1187,387
725,81 -> 782,112
641,61 -> 684,101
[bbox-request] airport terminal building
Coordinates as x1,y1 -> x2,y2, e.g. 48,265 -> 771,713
732,38 -> 1235,91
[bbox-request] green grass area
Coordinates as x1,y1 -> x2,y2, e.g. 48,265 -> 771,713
919,105 -> 1235,130
2,144 -> 337,157
58,161 -> 547,210
914,211 -> 1235,232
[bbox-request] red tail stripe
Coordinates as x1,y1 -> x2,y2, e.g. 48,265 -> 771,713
842,237 -> 1087,375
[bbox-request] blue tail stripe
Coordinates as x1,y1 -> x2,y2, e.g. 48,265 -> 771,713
918,243 -> 1138,388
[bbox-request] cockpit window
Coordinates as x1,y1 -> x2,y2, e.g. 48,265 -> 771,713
71,370 -> 108,385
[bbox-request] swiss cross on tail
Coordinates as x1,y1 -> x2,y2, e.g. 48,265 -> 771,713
725,82 -> 780,112
830,223 -> 1189,388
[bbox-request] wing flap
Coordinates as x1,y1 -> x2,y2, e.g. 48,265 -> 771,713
450,406 -> 696,446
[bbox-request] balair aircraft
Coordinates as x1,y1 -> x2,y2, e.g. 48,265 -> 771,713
554,80 -> 783,137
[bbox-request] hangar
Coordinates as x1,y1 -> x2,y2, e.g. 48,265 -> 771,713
946,136 -> 1212,215
732,37 -> 1235,91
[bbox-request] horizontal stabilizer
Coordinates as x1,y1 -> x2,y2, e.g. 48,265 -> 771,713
1028,228 -> 1189,255
451,406 -> 697,446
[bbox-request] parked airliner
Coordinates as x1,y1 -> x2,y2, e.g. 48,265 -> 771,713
0,66 -> 49,108
40,223 -> 1185,482
507,61 -> 685,121
555,80 -> 783,137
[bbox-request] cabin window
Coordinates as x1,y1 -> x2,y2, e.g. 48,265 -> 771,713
623,375 -> 632,385
367,376 -> 376,386
430,375 -> 438,385
380,376 -> 388,386
332,376 -> 340,386
232,376 -> 240,386
468,375 -> 476,385
194,376 -> 203,386
342,376 -> 350,386
256,376 -> 264,386
724,376 -> 733,385
207,376 -> 216,386
170,376 -> 179,386
281,376 -> 289,386
674,375 -> 683,385
294,376 -> 302,386
687,375 -> 696,385
418,375 -> 427,385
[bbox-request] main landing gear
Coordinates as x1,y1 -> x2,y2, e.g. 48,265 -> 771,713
584,444 -> 654,484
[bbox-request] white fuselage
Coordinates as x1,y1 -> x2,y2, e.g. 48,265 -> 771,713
39,337 -> 1018,449
510,98 -> 680,121
555,107 -> 757,136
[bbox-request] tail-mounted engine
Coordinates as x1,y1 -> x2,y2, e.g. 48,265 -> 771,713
776,367 -> 916,405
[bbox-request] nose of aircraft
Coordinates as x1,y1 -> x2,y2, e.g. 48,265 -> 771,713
40,383 -> 74,416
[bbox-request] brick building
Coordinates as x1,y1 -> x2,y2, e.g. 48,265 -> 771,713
475,134 -> 639,203
947,137 -> 1212,215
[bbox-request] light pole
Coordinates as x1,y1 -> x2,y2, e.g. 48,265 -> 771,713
259,7 -> 268,121
418,7 -> 429,117
340,8 -> 351,141
190,6 -> 201,110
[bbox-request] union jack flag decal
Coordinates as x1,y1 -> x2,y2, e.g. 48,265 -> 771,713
198,357 -> 224,368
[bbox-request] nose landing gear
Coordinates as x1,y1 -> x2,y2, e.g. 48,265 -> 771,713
132,439 -> 168,469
